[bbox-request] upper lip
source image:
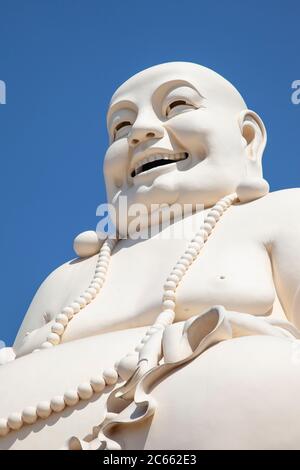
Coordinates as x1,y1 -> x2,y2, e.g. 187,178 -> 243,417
129,148 -> 187,178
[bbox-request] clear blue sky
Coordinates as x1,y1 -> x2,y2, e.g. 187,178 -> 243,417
0,0 -> 299,346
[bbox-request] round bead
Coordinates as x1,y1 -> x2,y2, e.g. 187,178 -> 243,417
147,326 -> 159,335
55,313 -> 69,326
106,238 -> 116,248
64,390 -> 79,407
164,280 -> 177,290
181,253 -> 194,263
41,341 -> 53,349
197,229 -> 208,241
90,282 -> 101,292
172,268 -> 184,278
0,418 -> 9,436
205,216 -> 216,228
75,297 -> 87,308
208,209 -> 220,221
85,290 -> 96,301
47,332 -> 60,345
93,275 -> 104,284
96,264 -> 108,272
95,267 -> 106,274
70,302 -> 80,314
8,412 -> 23,430
87,287 -> 97,297
62,307 -> 74,319
203,223 -> 213,233
178,258 -> 190,268
77,382 -> 94,400
37,401 -> 52,419
73,230 -> 101,258
213,204 -> 224,215
101,247 -> 111,254
163,290 -> 176,301
188,242 -> 201,251
22,406 -> 37,424
219,200 -> 228,209
192,236 -> 204,247
51,322 -> 64,336
167,274 -> 180,284
103,368 -> 118,385
97,255 -> 109,262
186,248 -> 198,258
94,273 -> 106,281
116,354 -> 138,381
175,262 -> 187,272
157,309 -> 175,325
162,299 -> 176,310
222,196 -> 233,204
140,336 -> 149,344
90,375 -> 106,393
82,292 -> 93,303
134,343 -> 144,352
96,261 -> 109,269
50,396 -> 66,412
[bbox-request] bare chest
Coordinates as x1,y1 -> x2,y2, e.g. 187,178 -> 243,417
62,217 -> 276,341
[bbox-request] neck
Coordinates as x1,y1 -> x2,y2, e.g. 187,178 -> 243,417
118,204 -> 214,242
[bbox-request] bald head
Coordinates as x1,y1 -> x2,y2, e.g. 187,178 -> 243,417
109,62 -> 247,122
104,61 -> 265,214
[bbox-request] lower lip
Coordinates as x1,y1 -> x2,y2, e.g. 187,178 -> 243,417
131,156 -> 190,184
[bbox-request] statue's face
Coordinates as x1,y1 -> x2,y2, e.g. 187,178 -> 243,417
104,62 -> 248,212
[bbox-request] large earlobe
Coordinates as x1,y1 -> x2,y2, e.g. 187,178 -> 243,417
236,110 -> 269,203
238,110 -> 267,174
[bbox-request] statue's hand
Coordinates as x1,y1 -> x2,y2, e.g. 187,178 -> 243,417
0,347 -> 16,366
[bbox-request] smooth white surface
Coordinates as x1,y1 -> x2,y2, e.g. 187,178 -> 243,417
1,62 -> 300,449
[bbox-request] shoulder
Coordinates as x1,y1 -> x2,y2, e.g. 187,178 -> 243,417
36,254 -> 97,298
256,189 -> 300,242
231,188 -> 300,244
262,188 -> 300,221
13,254 -> 98,349
240,188 -> 300,217
264,188 -> 300,205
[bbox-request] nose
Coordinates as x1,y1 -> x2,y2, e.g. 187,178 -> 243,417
128,112 -> 164,147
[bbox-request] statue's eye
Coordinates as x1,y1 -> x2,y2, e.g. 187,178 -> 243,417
113,121 -> 132,140
166,100 -> 195,117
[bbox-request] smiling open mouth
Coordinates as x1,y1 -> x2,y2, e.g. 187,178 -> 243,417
131,152 -> 188,178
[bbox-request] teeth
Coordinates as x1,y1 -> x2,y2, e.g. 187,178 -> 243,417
131,153 -> 187,177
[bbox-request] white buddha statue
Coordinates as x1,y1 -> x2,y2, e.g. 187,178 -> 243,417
1,62 -> 300,450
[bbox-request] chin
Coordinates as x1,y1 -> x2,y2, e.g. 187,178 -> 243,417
125,175 -> 180,208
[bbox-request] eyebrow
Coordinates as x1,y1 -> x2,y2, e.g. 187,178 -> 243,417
152,79 -> 205,101
107,100 -> 136,125
107,79 -> 205,123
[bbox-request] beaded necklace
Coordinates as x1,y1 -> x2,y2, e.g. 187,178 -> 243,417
0,192 -> 237,436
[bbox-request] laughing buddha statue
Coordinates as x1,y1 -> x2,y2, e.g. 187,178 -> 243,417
1,62 -> 300,450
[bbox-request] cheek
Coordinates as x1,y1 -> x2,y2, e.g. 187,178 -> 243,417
103,140 -> 129,188
166,110 -> 212,154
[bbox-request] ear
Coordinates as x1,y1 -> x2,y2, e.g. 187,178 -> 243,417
238,110 -> 267,176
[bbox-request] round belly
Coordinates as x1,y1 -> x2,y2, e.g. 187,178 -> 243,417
2,334 -> 300,450
113,335 -> 300,450
0,326 -> 147,450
